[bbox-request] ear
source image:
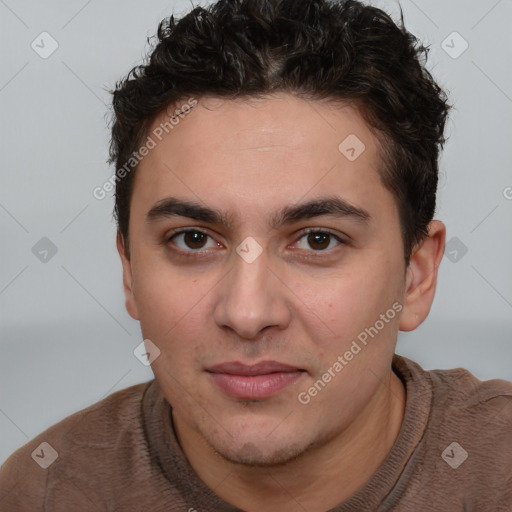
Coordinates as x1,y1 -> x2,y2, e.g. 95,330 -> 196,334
399,220 -> 446,331
116,231 -> 139,321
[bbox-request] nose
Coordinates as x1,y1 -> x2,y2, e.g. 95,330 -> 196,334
213,247 -> 292,340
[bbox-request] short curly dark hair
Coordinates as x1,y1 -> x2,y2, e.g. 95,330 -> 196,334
108,0 -> 451,266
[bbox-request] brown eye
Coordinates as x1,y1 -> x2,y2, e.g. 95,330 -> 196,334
183,231 -> 207,249
307,232 -> 331,250
169,230 -> 218,251
294,230 -> 343,252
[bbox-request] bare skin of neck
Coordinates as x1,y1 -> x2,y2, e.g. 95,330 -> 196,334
173,370 -> 406,512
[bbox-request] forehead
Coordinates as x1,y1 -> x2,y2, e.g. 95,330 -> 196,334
131,93 -> 396,227
150,94 -> 377,157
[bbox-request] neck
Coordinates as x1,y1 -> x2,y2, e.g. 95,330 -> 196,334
173,369 -> 406,512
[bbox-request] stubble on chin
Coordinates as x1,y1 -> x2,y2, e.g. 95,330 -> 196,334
203,426 -> 337,468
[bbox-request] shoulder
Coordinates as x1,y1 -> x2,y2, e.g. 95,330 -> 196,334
427,364 -> 512,465
0,380 -> 153,511
397,354 -> 512,416
405,358 -> 512,507
427,363 -> 512,419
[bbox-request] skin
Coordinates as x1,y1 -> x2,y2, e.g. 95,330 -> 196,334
117,93 -> 445,511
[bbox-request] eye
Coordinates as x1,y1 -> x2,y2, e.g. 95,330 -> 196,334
168,229 -> 220,251
294,230 -> 343,251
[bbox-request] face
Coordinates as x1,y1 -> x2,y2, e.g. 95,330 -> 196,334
120,93 -> 410,465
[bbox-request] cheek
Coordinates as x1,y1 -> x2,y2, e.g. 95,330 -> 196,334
290,259 -> 403,350
130,251 -> 218,346
135,271 -> 210,409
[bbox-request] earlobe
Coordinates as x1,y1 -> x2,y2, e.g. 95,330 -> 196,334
116,231 -> 140,321
399,220 -> 446,332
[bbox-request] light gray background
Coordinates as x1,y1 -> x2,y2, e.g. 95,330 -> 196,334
1,0 -> 511,465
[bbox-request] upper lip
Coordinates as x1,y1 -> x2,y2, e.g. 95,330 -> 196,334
206,361 -> 303,376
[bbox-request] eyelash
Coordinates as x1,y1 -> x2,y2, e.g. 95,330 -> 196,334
165,227 -> 347,259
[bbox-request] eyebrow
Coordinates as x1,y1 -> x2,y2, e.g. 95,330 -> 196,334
271,196 -> 371,227
145,196 -> 371,228
146,197 -> 232,226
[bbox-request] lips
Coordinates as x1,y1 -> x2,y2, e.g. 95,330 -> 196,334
206,361 -> 305,399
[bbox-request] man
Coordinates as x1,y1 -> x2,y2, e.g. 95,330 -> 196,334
1,0 -> 511,510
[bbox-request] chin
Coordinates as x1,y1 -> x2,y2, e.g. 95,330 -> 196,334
198,418 -> 314,467
211,438 -> 308,467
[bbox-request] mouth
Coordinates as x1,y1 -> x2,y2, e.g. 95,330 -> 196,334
206,361 -> 306,400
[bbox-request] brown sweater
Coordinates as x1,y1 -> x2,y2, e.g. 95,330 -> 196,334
1,355 -> 511,511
